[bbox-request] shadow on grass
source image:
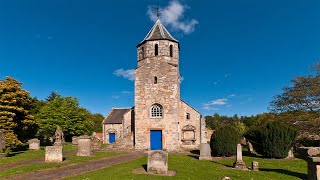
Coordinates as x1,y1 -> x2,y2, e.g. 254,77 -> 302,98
211,160 -> 233,168
187,155 -> 199,160
190,150 -> 200,155
259,168 -> 307,179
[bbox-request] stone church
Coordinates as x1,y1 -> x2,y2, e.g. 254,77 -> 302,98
103,18 -> 207,151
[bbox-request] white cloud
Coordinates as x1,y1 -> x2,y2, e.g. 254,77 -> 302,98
147,0 -> 198,34
111,95 -> 119,99
210,98 -> 228,105
121,91 -> 132,94
180,76 -> 184,83
113,69 -> 135,81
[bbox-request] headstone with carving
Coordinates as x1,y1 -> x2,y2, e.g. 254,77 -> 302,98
72,136 -> 78,145
45,146 -> 63,162
233,144 -> 247,170
92,136 -> 101,150
199,143 -> 212,160
148,150 -> 168,174
0,131 -> 5,152
28,138 -> 40,150
54,126 -> 65,146
252,161 -> 259,171
77,136 -> 92,156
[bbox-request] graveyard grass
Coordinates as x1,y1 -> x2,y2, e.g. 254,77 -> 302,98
66,150 -> 307,180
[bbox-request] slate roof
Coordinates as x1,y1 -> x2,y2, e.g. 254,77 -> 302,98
102,108 -> 131,124
137,19 -> 178,47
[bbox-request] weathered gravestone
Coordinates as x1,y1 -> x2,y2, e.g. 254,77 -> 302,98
92,136 -> 101,150
233,144 -> 247,170
54,126 -> 65,146
28,138 -> 40,150
148,150 -> 168,174
252,161 -> 259,171
72,136 -> 78,145
45,146 -> 63,163
77,136 -> 92,156
298,147 -> 320,180
247,141 -> 254,153
199,143 -> 212,160
286,147 -> 294,159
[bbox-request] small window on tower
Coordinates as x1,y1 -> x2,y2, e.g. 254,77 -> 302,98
141,47 -> 144,59
170,45 -> 173,57
186,113 -> 190,120
154,77 -> 158,84
155,44 -> 158,56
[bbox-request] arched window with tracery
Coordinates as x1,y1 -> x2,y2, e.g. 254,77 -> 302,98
150,104 -> 163,118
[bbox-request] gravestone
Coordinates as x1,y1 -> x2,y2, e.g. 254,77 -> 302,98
54,126 -> 65,146
252,161 -> 259,171
28,138 -> 40,150
298,147 -> 320,180
199,143 -> 212,160
45,146 -> 63,162
0,131 -> 5,152
92,136 -> 101,150
233,144 -> 247,170
286,147 -> 294,159
77,136 -> 92,156
148,150 -> 168,174
72,136 -> 78,145
247,141 -> 254,153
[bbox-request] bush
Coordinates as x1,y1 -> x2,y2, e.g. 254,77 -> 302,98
245,121 -> 298,158
210,124 -> 242,157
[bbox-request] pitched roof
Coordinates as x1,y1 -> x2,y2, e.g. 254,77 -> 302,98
137,19 -> 178,47
102,108 -> 131,124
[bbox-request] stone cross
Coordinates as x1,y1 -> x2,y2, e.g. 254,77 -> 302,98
54,126 -> 65,146
233,144 -> 247,170
0,131 -> 5,152
147,150 -> 168,174
45,146 -> 63,163
77,136 -> 92,156
199,143 -> 212,160
28,138 -> 40,150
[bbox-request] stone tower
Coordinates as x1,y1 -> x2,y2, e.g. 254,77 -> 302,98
134,18 -> 181,151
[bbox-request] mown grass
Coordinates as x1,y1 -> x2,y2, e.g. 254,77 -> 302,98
65,151 -> 307,180
0,148 -> 121,178
0,143 -> 77,165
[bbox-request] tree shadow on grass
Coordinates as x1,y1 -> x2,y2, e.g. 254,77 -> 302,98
211,160 -> 233,168
259,168 -> 307,179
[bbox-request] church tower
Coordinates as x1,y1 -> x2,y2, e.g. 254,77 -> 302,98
134,18 -> 181,151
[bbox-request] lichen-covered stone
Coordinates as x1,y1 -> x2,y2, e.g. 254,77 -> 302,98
28,138 -> 40,150
45,146 -> 63,163
147,150 -> 168,174
77,136 -> 92,156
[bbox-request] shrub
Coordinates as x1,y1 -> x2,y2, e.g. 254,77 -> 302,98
210,124 -> 242,157
245,121 -> 298,158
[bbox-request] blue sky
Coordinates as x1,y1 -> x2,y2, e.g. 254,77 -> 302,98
0,0 -> 319,116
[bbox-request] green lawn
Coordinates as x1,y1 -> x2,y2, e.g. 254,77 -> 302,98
0,143 -> 77,165
0,147 -> 121,178
65,153 -> 307,180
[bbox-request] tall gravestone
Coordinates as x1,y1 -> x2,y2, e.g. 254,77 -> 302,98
77,136 -> 92,156
148,150 -> 168,174
199,143 -> 212,160
54,126 -> 65,146
233,144 -> 247,170
298,147 -> 320,180
92,136 -> 101,150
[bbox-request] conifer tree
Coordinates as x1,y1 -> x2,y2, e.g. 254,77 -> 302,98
0,77 -> 37,148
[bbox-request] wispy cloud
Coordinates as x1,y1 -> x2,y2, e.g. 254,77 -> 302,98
113,69 -> 135,81
121,91 -> 132,94
111,95 -> 119,99
147,0 -> 198,34
180,76 -> 184,83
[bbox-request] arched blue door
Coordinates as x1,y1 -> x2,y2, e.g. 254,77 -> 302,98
150,130 -> 162,150
109,133 -> 115,144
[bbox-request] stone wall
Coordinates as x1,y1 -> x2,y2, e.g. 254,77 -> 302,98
178,100 -> 201,149
123,110 -> 132,137
103,124 -> 122,144
135,40 -> 180,151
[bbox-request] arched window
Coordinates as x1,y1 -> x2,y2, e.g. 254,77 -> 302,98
170,45 -> 173,57
155,44 -> 158,56
141,47 -> 144,59
150,104 -> 163,118
154,76 -> 158,84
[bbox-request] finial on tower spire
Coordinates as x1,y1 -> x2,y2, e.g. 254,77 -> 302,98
157,0 -> 160,19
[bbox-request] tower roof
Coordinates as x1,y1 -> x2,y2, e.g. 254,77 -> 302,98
137,19 -> 178,47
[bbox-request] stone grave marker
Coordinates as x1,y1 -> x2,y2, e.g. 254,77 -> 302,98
247,141 -> 254,153
233,144 -> 247,170
92,136 -> 101,150
298,147 -> 320,180
72,136 -> 78,145
199,143 -> 212,160
148,150 -> 168,174
77,135 -> 92,156
252,161 -> 259,171
45,146 -> 63,163
286,147 -> 294,159
28,138 -> 40,150
54,126 -> 65,146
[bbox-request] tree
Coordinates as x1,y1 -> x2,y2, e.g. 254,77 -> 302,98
45,91 -> 59,102
88,113 -> 104,133
36,94 -> 93,140
0,77 -> 38,148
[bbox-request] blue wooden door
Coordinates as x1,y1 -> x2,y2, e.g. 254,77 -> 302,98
109,133 -> 115,144
150,130 -> 162,150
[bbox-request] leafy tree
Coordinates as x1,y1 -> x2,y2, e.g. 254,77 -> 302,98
88,113 -> 104,133
0,77 -> 37,148
36,94 -> 93,140
210,124 -> 242,157
29,97 -> 45,115
45,91 -> 59,102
